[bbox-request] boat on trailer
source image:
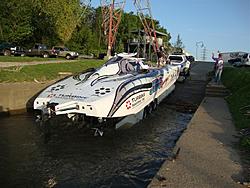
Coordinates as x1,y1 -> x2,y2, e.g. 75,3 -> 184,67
34,53 -> 181,135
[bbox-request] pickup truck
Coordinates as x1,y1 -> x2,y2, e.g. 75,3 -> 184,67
167,54 -> 191,81
25,44 -> 57,58
0,43 -> 25,56
52,46 -> 79,59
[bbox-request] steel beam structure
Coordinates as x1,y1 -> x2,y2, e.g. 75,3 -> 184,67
133,0 -> 159,54
101,0 -> 126,58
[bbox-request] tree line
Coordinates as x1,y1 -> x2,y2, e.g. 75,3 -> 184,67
0,0 -> 173,56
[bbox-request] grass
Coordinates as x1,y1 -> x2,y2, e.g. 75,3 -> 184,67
0,60 -> 105,82
222,67 -> 250,149
0,56 -> 59,62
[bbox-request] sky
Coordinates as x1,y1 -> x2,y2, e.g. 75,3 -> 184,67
90,0 -> 250,60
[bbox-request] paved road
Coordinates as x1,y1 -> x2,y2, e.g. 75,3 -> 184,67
166,61 -> 213,113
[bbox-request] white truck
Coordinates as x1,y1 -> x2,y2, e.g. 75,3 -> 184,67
167,54 -> 191,81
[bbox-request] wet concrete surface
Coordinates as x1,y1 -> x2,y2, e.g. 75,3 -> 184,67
149,97 -> 243,188
0,62 -> 212,187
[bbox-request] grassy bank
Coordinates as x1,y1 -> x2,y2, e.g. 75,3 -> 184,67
222,67 -> 250,148
0,56 -> 60,62
0,60 -> 104,82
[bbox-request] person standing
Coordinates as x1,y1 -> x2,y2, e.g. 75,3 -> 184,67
212,53 -> 224,83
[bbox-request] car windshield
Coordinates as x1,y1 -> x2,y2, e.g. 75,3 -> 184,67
64,47 -> 69,51
169,56 -> 183,61
40,45 -> 47,50
242,53 -> 248,58
53,47 -> 60,50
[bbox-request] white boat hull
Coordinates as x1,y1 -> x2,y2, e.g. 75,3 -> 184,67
33,54 -> 180,131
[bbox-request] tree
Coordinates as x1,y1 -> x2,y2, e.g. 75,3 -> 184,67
174,34 -> 184,49
0,0 -> 33,44
44,0 -> 86,45
0,1 -> 172,55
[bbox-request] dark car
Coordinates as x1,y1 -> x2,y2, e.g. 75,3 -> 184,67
228,58 -> 241,64
0,42 -> 14,56
186,55 -> 195,62
10,46 -> 25,56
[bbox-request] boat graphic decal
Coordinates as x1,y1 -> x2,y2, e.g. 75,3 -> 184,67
107,81 -> 151,117
90,75 -> 112,86
125,100 -> 132,109
109,89 -> 149,116
49,84 -> 66,92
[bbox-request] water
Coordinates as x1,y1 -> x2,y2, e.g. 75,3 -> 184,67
0,103 -> 192,188
0,62 -> 210,187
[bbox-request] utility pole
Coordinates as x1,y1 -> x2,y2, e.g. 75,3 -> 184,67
195,41 -> 204,61
201,47 -> 207,61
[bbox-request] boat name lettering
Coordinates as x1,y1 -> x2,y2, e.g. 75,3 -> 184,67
132,93 -> 145,102
47,93 -> 86,99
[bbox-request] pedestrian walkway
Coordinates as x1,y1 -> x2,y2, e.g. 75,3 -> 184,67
148,96 -> 243,188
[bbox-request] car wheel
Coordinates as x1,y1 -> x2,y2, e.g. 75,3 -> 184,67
43,53 -> 49,58
66,54 -> 71,60
3,49 -> 11,56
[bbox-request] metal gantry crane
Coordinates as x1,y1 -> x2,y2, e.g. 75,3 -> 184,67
133,0 -> 159,54
101,0 -> 158,59
101,0 -> 126,58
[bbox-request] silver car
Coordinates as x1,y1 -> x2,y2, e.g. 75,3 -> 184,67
233,53 -> 250,67
52,46 -> 79,59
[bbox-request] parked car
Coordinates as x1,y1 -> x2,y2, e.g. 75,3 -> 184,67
10,46 -> 25,56
186,55 -> 195,62
167,54 -> 191,81
25,44 -> 57,58
0,42 -> 14,56
52,46 -> 79,59
233,53 -> 250,67
228,57 -> 241,64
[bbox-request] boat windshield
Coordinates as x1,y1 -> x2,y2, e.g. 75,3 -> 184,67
104,56 -> 123,66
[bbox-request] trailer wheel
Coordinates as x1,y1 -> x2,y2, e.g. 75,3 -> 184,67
3,49 -> 11,56
143,106 -> 149,119
66,54 -> 71,60
151,100 -> 158,111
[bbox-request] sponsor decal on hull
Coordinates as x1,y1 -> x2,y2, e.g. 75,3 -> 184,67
126,93 -> 145,110
150,76 -> 163,95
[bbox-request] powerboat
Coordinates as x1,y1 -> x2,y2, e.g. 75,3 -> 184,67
34,53 -> 181,135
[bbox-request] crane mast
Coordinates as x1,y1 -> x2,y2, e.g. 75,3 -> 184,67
133,0 -> 159,54
101,0 -> 126,58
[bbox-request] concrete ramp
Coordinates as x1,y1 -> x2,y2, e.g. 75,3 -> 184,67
148,97 -> 243,188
